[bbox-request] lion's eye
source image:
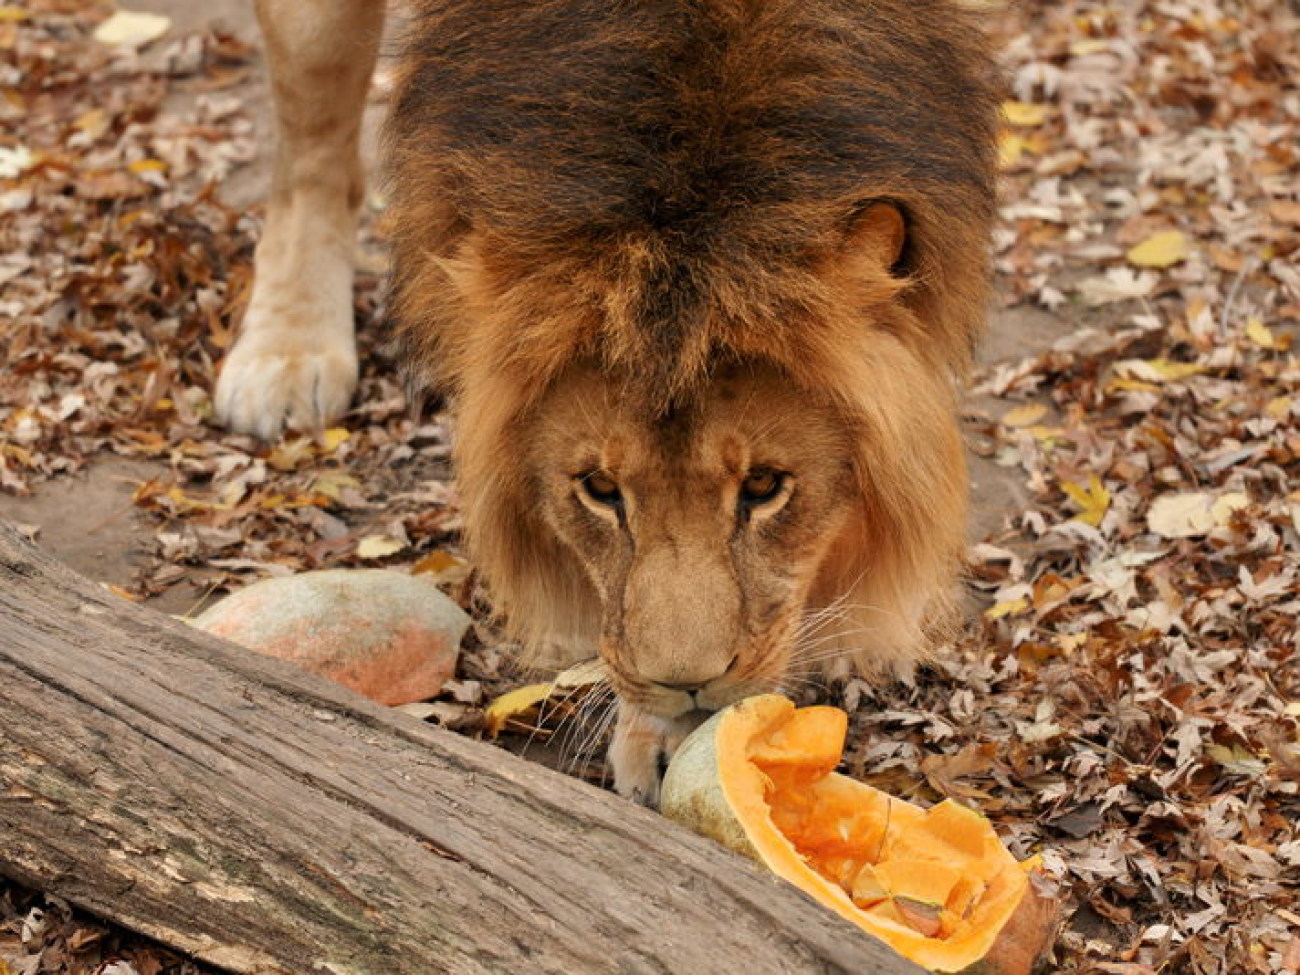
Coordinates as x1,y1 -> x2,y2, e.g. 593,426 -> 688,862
578,470 -> 623,508
740,469 -> 786,506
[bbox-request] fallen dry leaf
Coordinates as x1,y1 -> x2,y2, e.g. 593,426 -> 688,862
1147,491 -> 1249,539
1076,268 -> 1158,306
0,145 -> 33,178
1281,933 -> 1300,974
355,534 -> 407,559
483,683 -> 554,737
1126,231 -> 1191,269
1002,100 -> 1050,127
1001,403 -> 1049,428
1269,200 -> 1300,228
554,658 -> 610,689
1061,474 -> 1110,528
92,10 -> 171,47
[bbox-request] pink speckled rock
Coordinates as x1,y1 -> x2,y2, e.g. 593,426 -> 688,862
192,569 -> 467,706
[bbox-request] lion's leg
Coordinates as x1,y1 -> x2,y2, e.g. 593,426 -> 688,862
609,704 -> 707,807
215,0 -> 384,439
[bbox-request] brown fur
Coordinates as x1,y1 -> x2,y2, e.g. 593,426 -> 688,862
384,0 -> 999,795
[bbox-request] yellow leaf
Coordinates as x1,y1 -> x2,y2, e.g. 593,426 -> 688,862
1245,318 -> 1275,350
1151,359 -> 1207,381
319,427 -> 350,453
166,486 -> 226,512
998,132 -> 1028,169
484,683 -> 554,736
1126,231 -> 1190,269
266,437 -> 315,472
1115,358 -> 1205,383
280,494 -> 328,510
1211,492 -> 1250,527
1205,743 -> 1267,777
1000,403 -> 1047,428
1061,474 -> 1109,527
311,472 -> 361,502
984,597 -> 1030,620
218,481 -> 247,507
356,534 -> 406,559
1265,396 -> 1292,420
128,158 -> 166,174
1001,101 -> 1049,127
1026,424 -> 1066,445
92,10 -> 171,46
0,6 -> 30,21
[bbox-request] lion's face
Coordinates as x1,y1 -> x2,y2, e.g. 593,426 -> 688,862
527,362 -> 857,719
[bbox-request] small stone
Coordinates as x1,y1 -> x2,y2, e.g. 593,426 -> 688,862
192,569 -> 467,706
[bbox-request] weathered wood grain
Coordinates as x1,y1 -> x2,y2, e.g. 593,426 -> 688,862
0,522 -> 922,975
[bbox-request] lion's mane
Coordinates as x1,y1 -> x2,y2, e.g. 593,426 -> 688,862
386,0 -> 1000,668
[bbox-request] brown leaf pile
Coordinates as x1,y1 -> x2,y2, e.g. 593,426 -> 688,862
1,0 -> 1298,972
1,885 -> 213,975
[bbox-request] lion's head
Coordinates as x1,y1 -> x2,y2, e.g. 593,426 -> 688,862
386,0 -> 998,713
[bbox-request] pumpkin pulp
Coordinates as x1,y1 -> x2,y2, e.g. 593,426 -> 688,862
710,696 -> 1034,972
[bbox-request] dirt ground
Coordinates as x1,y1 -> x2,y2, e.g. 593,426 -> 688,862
0,0 -> 1066,614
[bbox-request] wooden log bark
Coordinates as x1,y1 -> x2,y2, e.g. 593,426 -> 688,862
0,522 -> 923,975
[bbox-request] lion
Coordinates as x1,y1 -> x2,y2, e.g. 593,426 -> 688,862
218,0 -> 1000,804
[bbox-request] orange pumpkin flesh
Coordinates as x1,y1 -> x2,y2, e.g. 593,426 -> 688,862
661,695 -> 1039,973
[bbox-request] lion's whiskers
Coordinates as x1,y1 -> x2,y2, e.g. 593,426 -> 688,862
553,677 -> 613,765
561,684 -> 618,780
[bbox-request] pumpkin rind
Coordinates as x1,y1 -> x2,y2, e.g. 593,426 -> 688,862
661,695 -> 1038,973
658,703 -> 763,861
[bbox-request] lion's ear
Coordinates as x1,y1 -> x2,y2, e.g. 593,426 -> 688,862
845,201 -> 906,275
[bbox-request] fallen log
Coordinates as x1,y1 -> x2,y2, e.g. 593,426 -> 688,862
0,522 -> 922,975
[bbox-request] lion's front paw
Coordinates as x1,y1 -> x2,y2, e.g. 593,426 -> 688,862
215,329 -> 358,441
609,707 -> 707,808
610,724 -> 668,807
